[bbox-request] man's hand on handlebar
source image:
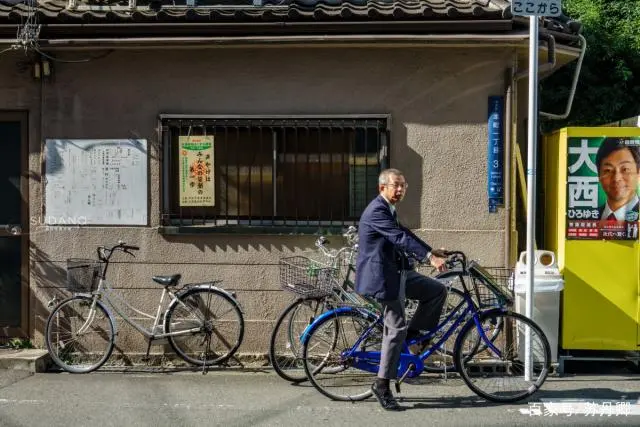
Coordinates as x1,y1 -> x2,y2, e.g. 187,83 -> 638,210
428,248 -> 448,272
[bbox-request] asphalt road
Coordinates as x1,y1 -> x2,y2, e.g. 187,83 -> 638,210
1,368 -> 639,427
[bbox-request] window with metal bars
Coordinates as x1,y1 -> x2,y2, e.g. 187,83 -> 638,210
159,115 -> 389,234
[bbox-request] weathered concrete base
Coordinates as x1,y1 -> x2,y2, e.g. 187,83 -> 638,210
0,349 -> 51,373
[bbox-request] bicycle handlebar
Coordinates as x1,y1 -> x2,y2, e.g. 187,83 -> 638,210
97,241 -> 140,262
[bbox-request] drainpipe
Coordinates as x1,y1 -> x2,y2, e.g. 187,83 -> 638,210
514,32 -> 556,81
540,34 -> 586,120
504,66 -> 514,268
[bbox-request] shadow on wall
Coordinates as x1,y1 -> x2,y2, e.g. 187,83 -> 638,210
29,242 -> 178,362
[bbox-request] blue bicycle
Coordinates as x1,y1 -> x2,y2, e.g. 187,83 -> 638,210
300,250 -> 551,403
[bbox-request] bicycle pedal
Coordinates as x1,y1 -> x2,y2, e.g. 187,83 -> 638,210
394,382 -> 401,394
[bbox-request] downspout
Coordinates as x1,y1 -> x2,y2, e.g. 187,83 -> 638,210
504,66 -> 514,268
540,34 -> 587,119
514,32 -> 556,81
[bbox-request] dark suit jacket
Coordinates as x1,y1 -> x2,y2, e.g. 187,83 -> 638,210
355,195 -> 431,301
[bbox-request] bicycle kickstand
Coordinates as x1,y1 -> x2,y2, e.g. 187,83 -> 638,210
395,363 -> 416,394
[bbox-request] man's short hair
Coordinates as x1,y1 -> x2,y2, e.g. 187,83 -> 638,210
378,168 -> 404,185
595,138 -> 640,172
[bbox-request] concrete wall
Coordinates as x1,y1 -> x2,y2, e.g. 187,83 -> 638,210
0,46 -> 513,358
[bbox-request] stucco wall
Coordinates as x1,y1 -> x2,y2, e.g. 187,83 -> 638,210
1,46 -> 512,358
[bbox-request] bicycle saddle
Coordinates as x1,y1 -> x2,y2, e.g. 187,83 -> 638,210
152,274 -> 182,287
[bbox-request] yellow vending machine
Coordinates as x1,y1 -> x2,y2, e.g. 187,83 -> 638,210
543,127 -> 640,370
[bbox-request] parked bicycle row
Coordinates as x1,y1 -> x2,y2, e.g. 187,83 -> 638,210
44,225 -> 551,405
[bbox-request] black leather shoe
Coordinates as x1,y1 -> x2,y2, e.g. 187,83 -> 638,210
371,382 -> 404,411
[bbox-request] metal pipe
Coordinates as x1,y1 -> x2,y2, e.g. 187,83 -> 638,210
503,66 -> 514,268
514,32 -> 556,80
540,34 -> 587,120
27,33 -> 535,50
525,15 -> 539,383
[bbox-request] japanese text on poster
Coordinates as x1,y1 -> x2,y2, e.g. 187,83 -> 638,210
179,135 -> 214,207
566,137 -> 640,240
44,139 -> 148,225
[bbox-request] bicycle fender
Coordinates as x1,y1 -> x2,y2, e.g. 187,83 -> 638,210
452,307 -> 508,355
175,283 -> 244,313
66,294 -> 118,336
300,306 -> 376,345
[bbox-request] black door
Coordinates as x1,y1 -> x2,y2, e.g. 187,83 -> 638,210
0,116 -> 27,336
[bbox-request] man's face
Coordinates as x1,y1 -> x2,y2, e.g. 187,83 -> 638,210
598,148 -> 639,208
379,174 -> 407,205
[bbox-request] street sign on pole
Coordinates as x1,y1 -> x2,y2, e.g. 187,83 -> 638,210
512,0 -> 562,17
511,0 -> 562,381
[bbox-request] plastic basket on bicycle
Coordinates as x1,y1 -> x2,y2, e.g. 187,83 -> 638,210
278,256 -> 340,299
66,258 -> 101,293
469,264 -> 514,307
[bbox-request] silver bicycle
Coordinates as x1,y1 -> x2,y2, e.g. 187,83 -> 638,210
45,241 -> 244,373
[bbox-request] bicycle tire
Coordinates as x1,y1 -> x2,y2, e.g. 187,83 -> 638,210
269,297 -> 329,383
165,287 -> 244,366
45,295 -> 116,373
302,307 -> 382,401
454,309 -> 551,403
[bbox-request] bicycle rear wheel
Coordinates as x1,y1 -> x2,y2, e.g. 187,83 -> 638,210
165,287 -> 244,366
454,309 -> 551,403
269,297 -> 329,382
45,295 -> 116,373
302,308 -> 382,401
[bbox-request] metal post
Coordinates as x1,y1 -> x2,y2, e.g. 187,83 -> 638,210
525,15 -> 539,382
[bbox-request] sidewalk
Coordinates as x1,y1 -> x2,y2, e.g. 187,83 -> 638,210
0,368 -> 639,427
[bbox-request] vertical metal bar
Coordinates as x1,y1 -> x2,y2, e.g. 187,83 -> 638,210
260,125 -> 264,226
306,126 -> 311,226
236,126 -> 240,225
281,125 -> 287,226
248,126 -> 252,225
272,129 -> 277,220
203,122 -> 208,226
375,122 -> 381,202
294,126 -> 298,227
328,126 -> 333,226
225,123 -> 229,226
364,124 -> 369,217
317,122 -> 322,229
351,123 -> 356,224
341,125 -> 346,223
161,120 -> 170,225
178,120 -> 184,227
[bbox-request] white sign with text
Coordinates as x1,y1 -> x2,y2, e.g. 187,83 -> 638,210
512,0 -> 562,17
45,139 -> 148,225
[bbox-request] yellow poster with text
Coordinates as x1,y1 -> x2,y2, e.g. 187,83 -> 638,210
179,135 -> 214,207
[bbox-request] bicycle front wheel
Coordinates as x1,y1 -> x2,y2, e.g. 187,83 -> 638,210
454,309 -> 551,403
165,287 -> 244,366
302,308 -> 382,401
269,297 -> 329,383
45,295 -> 116,373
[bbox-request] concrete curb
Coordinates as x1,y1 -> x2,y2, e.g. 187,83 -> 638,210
0,349 -> 51,373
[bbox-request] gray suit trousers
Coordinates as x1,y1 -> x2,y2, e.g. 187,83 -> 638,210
377,270 -> 447,379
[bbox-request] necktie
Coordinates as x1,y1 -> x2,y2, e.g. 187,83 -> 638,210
607,213 -> 617,221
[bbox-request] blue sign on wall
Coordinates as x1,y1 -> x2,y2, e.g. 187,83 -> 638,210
487,96 -> 504,213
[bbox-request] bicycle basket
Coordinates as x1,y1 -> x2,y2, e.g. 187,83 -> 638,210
278,256 -> 340,298
468,262 -> 514,307
66,258 -> 101,293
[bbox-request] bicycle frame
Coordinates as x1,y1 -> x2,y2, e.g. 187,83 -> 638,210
302,288 -> 508,380
77,262 -> 235,341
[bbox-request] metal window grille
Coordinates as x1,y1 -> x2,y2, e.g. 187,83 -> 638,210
160,115 -> 389,233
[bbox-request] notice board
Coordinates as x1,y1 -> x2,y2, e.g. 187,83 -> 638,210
44,139 -> 148,225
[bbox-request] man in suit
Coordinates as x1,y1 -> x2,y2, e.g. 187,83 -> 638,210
355,168 -> 447,411
596,138 -> 640,224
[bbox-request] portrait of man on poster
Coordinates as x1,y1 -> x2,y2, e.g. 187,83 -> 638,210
595,138 -> 640,223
